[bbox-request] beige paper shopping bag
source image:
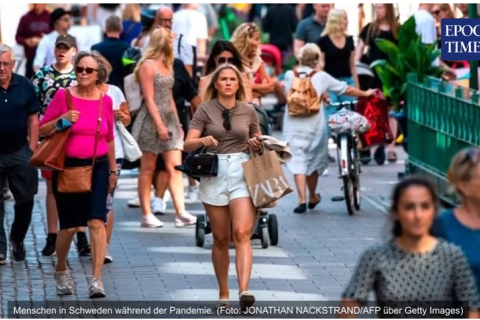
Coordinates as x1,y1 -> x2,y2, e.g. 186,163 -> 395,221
242,150 -> 293,208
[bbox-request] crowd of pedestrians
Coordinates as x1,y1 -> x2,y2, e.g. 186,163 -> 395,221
0,2 -> 478,315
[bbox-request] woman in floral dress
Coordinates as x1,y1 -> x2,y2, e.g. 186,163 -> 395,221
31,34 -> 90,258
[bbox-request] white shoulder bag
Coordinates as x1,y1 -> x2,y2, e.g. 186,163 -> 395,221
116,121 -> 142,162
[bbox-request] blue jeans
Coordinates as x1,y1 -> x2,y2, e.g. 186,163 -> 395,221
325,76 -> 356,138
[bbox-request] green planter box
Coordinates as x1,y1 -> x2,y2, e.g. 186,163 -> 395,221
406,73 -> 480,207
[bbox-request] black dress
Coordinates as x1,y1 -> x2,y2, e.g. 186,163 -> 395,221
359,23 -> 397,89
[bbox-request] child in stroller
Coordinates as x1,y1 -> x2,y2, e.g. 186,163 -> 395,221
195,105 -> 279,249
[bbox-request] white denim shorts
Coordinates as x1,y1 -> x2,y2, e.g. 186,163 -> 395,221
199,152 -> 251,206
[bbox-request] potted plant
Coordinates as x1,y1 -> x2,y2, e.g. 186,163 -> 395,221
370,16 -> 444,142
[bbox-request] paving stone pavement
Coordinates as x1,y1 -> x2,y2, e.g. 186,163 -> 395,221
0,138 -> 407,315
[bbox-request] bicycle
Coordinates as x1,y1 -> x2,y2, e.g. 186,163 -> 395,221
328,101 -> 361,216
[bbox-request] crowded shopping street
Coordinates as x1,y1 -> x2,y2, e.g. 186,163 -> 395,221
0,2 -> 479,318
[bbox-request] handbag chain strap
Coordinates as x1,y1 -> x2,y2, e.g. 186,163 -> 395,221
65,88 -> 104,168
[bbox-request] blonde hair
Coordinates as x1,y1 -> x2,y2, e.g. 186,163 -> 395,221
321,9 -> 347,37
297,43 -> 322,69
134,27 -> 173,79
446,147 -> 480,195
438,3 -> 456,19
203,64 -> 247,102
230,22 -> 260,67
123,4 -> 141,22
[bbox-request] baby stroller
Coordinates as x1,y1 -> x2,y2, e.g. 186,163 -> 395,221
355,61 -> 387,165
195,105 -> 279,249
260,44 -> 282,77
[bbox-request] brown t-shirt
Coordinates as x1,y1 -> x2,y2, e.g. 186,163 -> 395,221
190,98 -> 260,154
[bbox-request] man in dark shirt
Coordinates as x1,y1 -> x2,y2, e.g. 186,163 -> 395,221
0,44 -> 40,264
294,3 -> 331,55
15,4 -> 51,78
262,4 -> 297,53
91,15 -> 130,88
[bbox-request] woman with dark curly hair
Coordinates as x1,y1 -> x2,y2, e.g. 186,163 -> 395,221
39,51 -> 116,299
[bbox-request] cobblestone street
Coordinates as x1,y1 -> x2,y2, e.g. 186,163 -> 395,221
0,141 -> 406,316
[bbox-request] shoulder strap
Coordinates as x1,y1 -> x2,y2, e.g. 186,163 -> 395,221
65,88 -> 74,111
307,70 -> 317,78
177,34 -> 183,54
124,21 -> 136,39
91,92 -> 104,166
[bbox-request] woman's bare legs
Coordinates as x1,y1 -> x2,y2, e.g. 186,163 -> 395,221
205,203 -> 231,300
106,211 -> 114,246
230,197 -> 256,295
306,171 -> 320,203
293,174 -> 307,204
45,179 -> 58,233
88,219 -> 107,278
387,116 -> 398,159
138,152 -> 157,216
161,150 -> 185,216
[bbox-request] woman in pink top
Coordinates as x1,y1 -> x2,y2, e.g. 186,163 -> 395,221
39,51 -> 116,300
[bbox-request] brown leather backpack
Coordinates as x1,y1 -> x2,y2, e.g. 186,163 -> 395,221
286,69 -> 320,117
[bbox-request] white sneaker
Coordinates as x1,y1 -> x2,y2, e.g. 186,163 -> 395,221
163,190 -> 171,203
175,212 -> 197,227
321,169 -> 329,177
141,214 -> 164,228
152,197 -> 167,215
128,197 -> 141,207
184,186 -> 199,204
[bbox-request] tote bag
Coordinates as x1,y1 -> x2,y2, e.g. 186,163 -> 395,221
117,121 -> 142,162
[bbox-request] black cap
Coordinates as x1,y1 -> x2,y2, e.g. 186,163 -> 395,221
55,34 -> 77,49
50,8 -> 71,28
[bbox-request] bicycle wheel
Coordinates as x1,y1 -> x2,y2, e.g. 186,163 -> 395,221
343,175 -> 355,216
343,137 -> 355,216
352,144 -> 361,210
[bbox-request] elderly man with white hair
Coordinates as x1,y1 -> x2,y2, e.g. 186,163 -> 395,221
283,43 -> 374,214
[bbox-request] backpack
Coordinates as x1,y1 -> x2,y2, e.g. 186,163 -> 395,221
286,69 -> 320,117
122,47 -> 143,114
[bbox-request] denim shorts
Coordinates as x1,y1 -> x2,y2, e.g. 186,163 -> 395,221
106,158 -> 123,212
52,156 -> 110,230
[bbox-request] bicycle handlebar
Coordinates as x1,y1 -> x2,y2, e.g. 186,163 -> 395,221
325,100 -> 358,111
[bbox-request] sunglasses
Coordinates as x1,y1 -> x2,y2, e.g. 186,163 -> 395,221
222,109 -> 234,131
432,10 -> 440,15
75,67 -> 98,74
460,148 -> 480,165
218,57 -> 233,64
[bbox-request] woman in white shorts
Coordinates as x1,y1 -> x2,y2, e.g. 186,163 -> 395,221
184,64 -> 262,310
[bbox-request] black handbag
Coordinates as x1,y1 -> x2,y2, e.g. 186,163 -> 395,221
175,132 -> 228,179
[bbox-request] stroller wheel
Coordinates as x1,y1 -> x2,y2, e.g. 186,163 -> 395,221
359,149 -> 371,165
195,214 -> 206,248
374,146 -> 386,166
267,214 -> 278,246
261,227 -> 269,249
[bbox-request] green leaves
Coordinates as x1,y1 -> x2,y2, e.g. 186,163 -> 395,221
372,16 -> 443,111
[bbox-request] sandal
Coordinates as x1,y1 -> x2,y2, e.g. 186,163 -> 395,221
388,151 -> 397,163
239,291 -> 255,310
215,299 -> 230,309
308,194 -> 322,210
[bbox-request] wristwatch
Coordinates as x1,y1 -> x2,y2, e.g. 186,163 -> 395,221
109,170 -> 117,175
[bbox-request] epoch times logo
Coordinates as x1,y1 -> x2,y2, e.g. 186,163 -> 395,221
441,18 -> 480,61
